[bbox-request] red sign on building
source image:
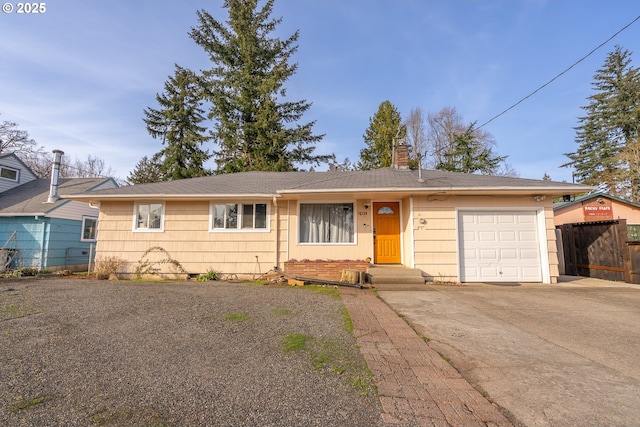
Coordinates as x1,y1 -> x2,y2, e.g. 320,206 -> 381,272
583,203 -> 613,221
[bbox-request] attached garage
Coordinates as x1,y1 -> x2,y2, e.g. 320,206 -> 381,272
458,210 -> 544,282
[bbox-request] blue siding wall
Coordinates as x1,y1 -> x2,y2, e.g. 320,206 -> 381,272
0,217 -> 93,269
0,218 -> 44,268
45,218 -> 92,268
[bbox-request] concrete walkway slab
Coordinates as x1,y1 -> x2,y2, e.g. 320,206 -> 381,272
377,279 -> 640,426
340,287 -> 513,427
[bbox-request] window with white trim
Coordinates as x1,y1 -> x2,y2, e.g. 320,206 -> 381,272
299,203 -> 354,244
134,202 -> 164,231
212,203 -> 268,230
0,166 -> 19,182
81,216 -> 98,241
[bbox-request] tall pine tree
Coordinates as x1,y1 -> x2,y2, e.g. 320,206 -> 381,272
142,65 -> 211,181
436,124 -> 507,174
358,101 -> 404,170
563,46 -> 640,200
189,0 -> 329,173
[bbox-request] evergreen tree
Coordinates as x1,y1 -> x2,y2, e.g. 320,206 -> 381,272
143,65 -> 211,181
189,0 -> 329,173
126,153 -> 163,185
436,124 -> 507,174
563,46 -> 640,201
358,101 -> 404,170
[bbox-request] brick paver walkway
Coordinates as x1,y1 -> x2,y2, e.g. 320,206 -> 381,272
340,287 -> 513,427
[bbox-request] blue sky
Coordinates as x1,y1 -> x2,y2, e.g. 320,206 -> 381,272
1,1 -> 638,183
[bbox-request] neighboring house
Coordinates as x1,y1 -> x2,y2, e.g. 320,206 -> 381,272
554,192 -> 640,225
67,145 -> 591,284
554,191 -> 640,242
0,151 -> 118,271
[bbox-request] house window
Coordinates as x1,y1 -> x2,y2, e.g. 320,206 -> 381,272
212,203 -> 268,230
81,217 -> 98,241
299,203 -> 354,244
134,202 -> 164,232
0,166 -> 18,182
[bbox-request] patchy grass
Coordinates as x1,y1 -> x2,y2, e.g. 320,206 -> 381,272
281,330 -> 377,397
224,312 -> 249,322
281,333 -> 311,352
10,395 -> 50,412
0,290 -> 39,321
299,285 -> 340,299
91,407 -> 170,426
342,306 -> 354,334
271,307 -> 292,317
245,280 -> 269,285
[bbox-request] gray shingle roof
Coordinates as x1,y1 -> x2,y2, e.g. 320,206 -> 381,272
65,169 -> 592,201
0,178 -> 112,215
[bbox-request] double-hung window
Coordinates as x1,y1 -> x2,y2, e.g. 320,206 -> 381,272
212,203 -> 268,230
134,202 -> 164,232
299,203 -> 354,244
81,216 -> 98,241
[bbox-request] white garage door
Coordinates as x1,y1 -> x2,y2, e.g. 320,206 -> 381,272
459,211 -> 542,282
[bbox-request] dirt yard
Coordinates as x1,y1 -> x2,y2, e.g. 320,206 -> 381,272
0,277 -> 384,427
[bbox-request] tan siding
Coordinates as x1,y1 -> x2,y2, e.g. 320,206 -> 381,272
276,201 -> 289,266
96,200 -> 277,277
94,193 -> 558,283
401,198 -> 411,266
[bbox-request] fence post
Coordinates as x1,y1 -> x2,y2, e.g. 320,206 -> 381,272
618,219 -> 632,283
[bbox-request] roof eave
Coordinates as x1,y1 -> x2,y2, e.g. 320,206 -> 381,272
277,185 -> 594,196
63,193 -> 281,202
0,212 -> 47,217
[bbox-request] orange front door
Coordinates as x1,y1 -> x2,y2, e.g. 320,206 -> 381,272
373,202 -> 401,264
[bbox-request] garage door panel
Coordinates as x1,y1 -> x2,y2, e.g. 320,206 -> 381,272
498,215 -> 516,224
459,211 -> 542,282
518,231 -> 538,241
480,249 -> 498,260
479,231 -> 497,241
499,231 -> 517,241
499,248 -> 517,260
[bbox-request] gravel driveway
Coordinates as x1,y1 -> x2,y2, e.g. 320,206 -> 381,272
0,277 -> 384,427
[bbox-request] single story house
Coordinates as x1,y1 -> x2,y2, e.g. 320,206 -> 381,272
0,150 -> 118,271
67,146 -> 591,284
554,192 -> 640,225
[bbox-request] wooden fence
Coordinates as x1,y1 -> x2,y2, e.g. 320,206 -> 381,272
558,219 -> 633,282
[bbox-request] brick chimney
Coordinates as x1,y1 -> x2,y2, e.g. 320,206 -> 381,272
46,149 -> 64,203
392,141 -> 409,169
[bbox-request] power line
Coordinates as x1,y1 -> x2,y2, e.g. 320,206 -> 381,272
478,14 -> 640,129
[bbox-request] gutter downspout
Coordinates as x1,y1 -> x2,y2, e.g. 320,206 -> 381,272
410,196 -> 416,268
273,197 -> 279,270
286,200 -> 291,263
46,149 -> 64,203
39,220 -> 49,270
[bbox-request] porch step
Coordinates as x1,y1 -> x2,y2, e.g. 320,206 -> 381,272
367,266 -> 426,287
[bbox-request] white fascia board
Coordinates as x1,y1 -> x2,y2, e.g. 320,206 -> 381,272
64,193 -> 280,200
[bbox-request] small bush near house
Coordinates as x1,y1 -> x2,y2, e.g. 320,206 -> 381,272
196,269 -> 220,282
13,267 -> 39,277
94,256 -> 123,280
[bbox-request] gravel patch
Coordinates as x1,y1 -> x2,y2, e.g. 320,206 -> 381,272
0,277 -> 385,427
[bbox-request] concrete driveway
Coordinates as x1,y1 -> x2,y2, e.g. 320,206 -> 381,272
378,277 -> 640,427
